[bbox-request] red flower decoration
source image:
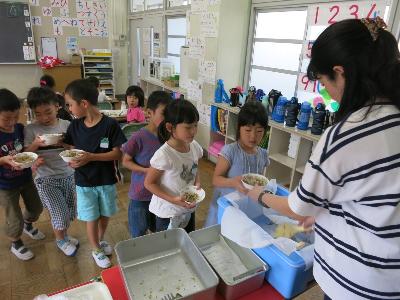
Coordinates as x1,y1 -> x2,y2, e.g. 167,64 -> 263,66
37,56 -> 65,69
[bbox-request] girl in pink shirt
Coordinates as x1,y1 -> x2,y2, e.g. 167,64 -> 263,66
126,86 -> 145,123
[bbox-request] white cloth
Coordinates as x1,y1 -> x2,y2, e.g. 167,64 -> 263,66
288,104 -> 400,300
149,140 -> 203,218
97,91 -> 108,103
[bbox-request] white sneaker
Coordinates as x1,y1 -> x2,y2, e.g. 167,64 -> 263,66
66,236 -> 80,247
11,244 -> 34,261
23,225 -> 45,240
99,240 -> 113,256
92,249 -> 111,269
57,240 -> 77,257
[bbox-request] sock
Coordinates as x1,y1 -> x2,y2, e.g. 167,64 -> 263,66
12,239 -> 24,250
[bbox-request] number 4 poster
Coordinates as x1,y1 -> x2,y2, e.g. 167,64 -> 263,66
296,0 -> 386,109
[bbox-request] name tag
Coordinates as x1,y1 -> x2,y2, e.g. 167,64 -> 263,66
100,137 -> 109,149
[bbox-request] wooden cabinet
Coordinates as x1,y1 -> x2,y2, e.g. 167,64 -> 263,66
42,64 -> 82,93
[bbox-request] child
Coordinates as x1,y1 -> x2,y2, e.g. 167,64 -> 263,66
144,100 -> 202,232
63,79 -> 126,268
0,88 -> 44,261
125,86 -> 145,123
24,87 -> 78,256
86,76 -> 109,103
122,91 -> 172,237
204,101 -> 269,227
39,75 -> 73,122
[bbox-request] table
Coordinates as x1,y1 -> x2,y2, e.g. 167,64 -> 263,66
101,266 -> 284,300
100,110 -> 127,123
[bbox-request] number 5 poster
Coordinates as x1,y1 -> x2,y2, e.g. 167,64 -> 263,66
296,0 -> 386,110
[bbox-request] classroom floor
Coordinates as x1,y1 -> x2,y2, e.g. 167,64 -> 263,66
0,159 -> 323,300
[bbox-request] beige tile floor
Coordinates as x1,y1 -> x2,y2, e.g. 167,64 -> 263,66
0,159 -> 323,300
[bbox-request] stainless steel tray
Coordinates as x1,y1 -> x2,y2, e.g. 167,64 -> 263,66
189,225 -> 267,300
115,228 -> 219,300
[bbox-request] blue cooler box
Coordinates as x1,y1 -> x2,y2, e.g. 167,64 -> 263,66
217,186 -> 314,299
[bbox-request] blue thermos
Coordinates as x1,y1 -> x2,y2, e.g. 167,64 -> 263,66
297,102 -> 312,130
272,96 -> 288,123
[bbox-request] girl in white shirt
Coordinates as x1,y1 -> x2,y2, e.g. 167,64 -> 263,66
145,99 -> 202,232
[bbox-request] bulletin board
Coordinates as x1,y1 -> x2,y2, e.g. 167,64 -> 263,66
0,1 -> 36,64
29,0 -> 109,62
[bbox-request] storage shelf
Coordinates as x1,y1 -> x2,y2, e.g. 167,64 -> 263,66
140,77 -> 187,95
269,153 -> 295,168
84,67 -> 113,69
296,165 -> 305,174
85,72 -> 113,74
83,55 -> 112,58
212,102 -> 240,115
269,120 -> 320,142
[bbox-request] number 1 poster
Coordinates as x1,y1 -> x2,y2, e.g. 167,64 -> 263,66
296,0 -> 386,110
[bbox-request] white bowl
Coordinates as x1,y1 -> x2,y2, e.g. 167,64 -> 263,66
39,133 -> 63,146
241,173 -> 269,190
13,152 -> 38,169
59,149 -> 84,162
180,185 -> 206,204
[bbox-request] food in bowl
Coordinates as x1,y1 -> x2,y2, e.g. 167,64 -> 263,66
59,149 -> 84,162
183,191 -> 199,203
13,152 -> 38,168
242,174 -> 268,187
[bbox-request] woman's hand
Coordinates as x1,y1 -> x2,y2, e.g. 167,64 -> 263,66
246,185 -> 264,202
69,152 -> 92,168
171,196 -> 197,209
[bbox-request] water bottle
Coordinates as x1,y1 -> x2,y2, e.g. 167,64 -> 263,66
297,102 -> 312,130
285,97 -> 300,127
272,96 -> 288,123
311,103 -> 327,135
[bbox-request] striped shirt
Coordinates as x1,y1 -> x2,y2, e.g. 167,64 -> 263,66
288,104 -> 400,300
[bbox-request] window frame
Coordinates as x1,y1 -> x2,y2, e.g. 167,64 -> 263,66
166,15 -> 187,72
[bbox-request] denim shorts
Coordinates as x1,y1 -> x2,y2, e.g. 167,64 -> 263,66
76,184 -> 118,221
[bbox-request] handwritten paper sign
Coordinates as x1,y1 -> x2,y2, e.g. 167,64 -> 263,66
42,7 -> 52,16
187,36 -> 205,59
29,0 -> 40,6
191,0 -> 207,12
50,0 -> 68,8
199,60 -> 216,84
187,79 -> 202,102
60,7 -> 69,17
31,16 -> 42,26
200,12 -> 218,37
76,0 -> 108,37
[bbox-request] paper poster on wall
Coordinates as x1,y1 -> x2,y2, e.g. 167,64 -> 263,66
41,37 -> 58,57
50,0 -> 68,8
187,37 -> 205,59
42,7 -> 52,16
153,32 -> 160,57
197,103 -> 211,126
199,60 -> 216,84
200,12 -> 218,37
66,36 -> 78,54
76,0 -> 108,37
31,16 -> 42,26
191,0 -> 207,12
29,0 -> 40,6
60,7 -> 69,17
22,45 -> 30,60
208,0 -> 220,5
187,79 -> 202,102
186,11 -> 191,36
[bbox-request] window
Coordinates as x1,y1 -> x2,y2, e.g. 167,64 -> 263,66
168,0 -> 190,8
130,0 -> 163,12
166,16 -> 187,73
248,9 -> 307,98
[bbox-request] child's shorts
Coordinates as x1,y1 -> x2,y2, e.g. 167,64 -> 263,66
76,184 -> 118,221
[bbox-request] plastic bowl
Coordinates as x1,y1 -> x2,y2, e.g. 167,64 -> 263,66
39,133 -> 63,146
241,173 -> 269,190
180,186 -> 206,204
59,149 -> 84,163
13,152 -> 38,169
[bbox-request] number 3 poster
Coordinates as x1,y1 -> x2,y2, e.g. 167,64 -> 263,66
296,0 -> 386,110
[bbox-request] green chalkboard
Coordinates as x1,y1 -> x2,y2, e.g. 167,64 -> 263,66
0,2 -> 36,64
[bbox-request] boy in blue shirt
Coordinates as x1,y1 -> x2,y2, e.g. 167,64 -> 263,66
0,89 -> 44,261
63,79 -> 126,268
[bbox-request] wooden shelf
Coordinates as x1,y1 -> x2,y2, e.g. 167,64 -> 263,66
140,77 -> 187,95
269,153 -> 296,168
269,120 -> 321,142
212,102 -> 240,115
296,165 -> 305,174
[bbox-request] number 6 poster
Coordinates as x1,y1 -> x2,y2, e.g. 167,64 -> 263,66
296,0 -> 386,110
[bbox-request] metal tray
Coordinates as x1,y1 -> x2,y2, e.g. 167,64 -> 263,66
115,228 -> 219,300
189,225 -> 267,300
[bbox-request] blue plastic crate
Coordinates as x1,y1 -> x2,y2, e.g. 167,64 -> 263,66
217,186 -> 314,299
